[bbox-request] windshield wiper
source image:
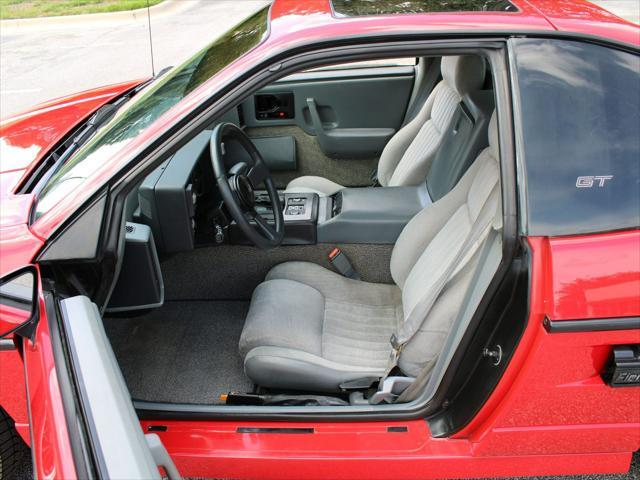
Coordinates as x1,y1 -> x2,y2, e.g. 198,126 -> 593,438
30,103 -> 119,198
25,67 -> 174,197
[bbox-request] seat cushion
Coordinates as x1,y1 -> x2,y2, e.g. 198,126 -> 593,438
239,262 -> 401,391
267,261 -> 401,308
285,176 -> 344,196
239,279 -> 324,358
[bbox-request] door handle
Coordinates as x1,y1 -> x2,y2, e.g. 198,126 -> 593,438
307,97 -> 336,155
306,98 -> 327,137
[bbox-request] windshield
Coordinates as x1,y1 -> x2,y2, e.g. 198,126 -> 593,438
34,6 -> 269,221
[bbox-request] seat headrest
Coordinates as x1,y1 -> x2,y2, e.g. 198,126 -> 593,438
488,111 -> 499,158
441,55 -> 486,97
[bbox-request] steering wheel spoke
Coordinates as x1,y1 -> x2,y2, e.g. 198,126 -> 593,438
210,123 -> 284,249
247,161 -> 269,188
229,162 -> 249,177
252,211 -> 277,241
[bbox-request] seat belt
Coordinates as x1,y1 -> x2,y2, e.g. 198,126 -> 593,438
380,182 -> 499,384
395,227 -> 500,404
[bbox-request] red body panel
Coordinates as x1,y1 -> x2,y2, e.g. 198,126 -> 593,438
139,419 -> 631,479
139,234 -> 639,479
0,80 -> 143,193
525,0 -> 640,45
546,231 -> 640,320
0,348 -> 28,443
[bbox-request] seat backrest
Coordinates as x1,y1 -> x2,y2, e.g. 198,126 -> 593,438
389,112 -> 501,377
376,55 -> 486,188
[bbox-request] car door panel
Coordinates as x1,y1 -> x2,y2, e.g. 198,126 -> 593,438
0,261 -> 180,479
242,66 -> 414,138
58,295 -> 170,479
246,124 -> 379,188
21,290 -> 78,479
240,65 -> 415,187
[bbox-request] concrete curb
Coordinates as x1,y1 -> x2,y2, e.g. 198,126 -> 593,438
0,0 -> 192,31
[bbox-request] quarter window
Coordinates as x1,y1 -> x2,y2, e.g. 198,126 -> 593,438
512,39 -> 640,236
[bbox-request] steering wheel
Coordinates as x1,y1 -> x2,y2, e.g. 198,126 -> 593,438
210,123 -> 284,249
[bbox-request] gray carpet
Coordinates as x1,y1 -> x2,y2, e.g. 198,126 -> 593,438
104,301 -> 253,404
247,125 -> 378,189
160,243 -> 395,301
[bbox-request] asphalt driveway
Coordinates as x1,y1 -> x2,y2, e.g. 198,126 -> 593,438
0,0 -> 269,118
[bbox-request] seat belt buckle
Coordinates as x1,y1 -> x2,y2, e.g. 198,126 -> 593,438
328,248 -> 360,280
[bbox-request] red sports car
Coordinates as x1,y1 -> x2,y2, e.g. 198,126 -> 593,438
0,0 -> 638,478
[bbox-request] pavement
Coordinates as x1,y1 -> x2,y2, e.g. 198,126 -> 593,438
591,0 -> 640,23
0,0 -> 269,119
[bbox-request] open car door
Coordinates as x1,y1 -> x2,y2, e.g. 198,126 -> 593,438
1,267 -> 181,479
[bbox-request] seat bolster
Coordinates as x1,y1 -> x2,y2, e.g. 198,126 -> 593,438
285,176 -> 344,196
244,346 -> 385,392
238,279 -> 324,358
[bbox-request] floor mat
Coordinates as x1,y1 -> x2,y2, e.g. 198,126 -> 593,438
104,301 -> 253,404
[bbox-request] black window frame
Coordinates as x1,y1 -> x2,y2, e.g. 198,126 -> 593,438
39,37 -> 521,429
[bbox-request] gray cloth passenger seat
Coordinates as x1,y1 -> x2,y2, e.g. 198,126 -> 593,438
285,55 -> 487,196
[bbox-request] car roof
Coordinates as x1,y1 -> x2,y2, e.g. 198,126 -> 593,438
265,0 -> 639,47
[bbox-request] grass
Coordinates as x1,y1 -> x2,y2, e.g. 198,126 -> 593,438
0,0 -> 165,20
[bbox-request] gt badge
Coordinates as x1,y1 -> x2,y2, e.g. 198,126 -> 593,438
576,175 -> 613,188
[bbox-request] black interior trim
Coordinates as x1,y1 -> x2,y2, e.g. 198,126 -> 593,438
387,426 -> 408,432
236,427 -> 314,434
101,41 -> 520,426
147,425 -> 168,432
427,239 -> 530,437
544,316 -> 640,333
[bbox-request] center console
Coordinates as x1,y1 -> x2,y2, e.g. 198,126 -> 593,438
238,185 -> 429,246
317,186 -> 430,244
232,192 -> 319,245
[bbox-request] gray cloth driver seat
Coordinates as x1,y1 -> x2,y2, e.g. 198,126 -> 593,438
239,113 -> 502,393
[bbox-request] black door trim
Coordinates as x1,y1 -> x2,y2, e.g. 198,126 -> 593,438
543,316 -> 640,333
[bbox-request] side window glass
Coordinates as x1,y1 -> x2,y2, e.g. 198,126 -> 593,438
0,267 -> 38,338
512,38 -> 640,236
